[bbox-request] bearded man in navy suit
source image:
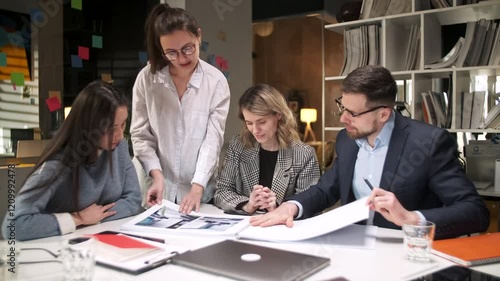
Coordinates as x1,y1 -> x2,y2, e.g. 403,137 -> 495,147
251,65 -> 489,239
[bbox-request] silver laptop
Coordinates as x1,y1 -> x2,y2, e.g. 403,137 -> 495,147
172,239 -> 330,281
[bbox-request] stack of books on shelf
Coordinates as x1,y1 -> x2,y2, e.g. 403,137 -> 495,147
479,100 -> 500,130
421,91 -> 451,128
424,37 -> 464,69
422,0 -> 481,10
455,91 -> 487,129
359,0 -> 411,19
426,18 -> 500,70
454,19 -> 500,68
429,0 -> 451,9
340,24 -> 380,76
404,24 -> 421,71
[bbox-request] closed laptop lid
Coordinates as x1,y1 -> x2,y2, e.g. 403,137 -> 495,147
172,239 -> 330,281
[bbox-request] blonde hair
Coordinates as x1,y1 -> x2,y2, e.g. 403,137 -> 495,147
238,84 -> 300,148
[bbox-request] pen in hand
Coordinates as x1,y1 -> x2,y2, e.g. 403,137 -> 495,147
363,177 -> 374,190
364,178 -> 375,206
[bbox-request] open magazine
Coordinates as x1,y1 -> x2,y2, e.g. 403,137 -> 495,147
121,197 -> 370,242
121,200 -> 249,237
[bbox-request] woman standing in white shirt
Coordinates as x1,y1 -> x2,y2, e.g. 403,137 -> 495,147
131,3 -> 230,214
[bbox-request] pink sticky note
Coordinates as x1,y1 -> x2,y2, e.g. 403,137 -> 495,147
78,46 -> 90,60
215,56 -> 223,68
46,96 -> 61,112
221,60 -> 229,71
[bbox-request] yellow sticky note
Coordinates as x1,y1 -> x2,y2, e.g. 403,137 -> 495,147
49,91 -> 62,103
101,73 -> 113,83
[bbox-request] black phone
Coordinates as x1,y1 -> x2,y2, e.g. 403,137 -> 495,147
68,237 -> 91,244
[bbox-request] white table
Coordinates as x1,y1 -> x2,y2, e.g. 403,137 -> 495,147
12,204 -> 500,281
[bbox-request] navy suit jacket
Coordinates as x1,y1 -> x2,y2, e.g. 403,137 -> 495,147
288,113 -> 489,239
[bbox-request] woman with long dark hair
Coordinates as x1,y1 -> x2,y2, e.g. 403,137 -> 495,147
2,81 -> 143,241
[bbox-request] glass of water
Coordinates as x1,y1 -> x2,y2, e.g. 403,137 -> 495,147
402,221 -> 435,262
60,237 -> 96,281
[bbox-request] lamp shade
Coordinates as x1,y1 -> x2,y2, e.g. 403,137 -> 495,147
300,108 -> 317,123
253,21 -> 274,37
64,107 -> 72,118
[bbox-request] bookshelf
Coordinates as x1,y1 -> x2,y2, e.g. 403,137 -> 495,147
321,1 -> 500,165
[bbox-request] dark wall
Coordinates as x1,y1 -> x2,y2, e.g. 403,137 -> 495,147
252,0 -> 324,21
63,0 -> 158,106
252,0 -> 351,21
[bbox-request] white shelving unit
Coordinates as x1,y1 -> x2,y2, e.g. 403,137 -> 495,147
321,1 -> 500,163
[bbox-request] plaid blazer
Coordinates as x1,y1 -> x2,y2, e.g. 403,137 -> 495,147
214,135 -> 320,212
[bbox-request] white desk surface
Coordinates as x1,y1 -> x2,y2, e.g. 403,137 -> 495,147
13,204 -> 500,281
477,185 -> 500,198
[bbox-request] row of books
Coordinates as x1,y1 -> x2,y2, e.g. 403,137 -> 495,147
339,24 -> 380,76
358,0 -> 484,20
429,0 -> 452,9
422,90 -> 499,129
421,91 -> 452,128
426,19 -> 500,69
479,98 -> 500,129
359,0 -> 411,20
456,91 -> 486,129
404,24 -> 421,71
423,0 -> 484,9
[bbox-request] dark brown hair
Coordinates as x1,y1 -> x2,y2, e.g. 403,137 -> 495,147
145,3 -> 200,74
21,81 -> 129,210
342,65 -> 397,107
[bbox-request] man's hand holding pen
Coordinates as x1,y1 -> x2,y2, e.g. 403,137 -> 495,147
365,179 -> 420,227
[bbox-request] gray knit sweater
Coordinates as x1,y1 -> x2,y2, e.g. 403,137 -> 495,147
2,140 -> 143,241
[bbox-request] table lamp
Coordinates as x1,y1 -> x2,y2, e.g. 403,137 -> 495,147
300,108 -> 317,142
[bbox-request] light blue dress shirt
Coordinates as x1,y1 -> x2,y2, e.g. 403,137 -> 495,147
352,111 -> 395,199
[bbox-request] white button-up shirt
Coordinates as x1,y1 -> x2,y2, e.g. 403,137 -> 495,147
131,60 -> 230,202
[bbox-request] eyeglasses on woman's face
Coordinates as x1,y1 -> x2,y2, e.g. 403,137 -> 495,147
335,96 -> 388,118
163,43 -> 196,61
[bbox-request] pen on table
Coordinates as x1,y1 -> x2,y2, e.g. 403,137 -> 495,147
363,177 -> 374,190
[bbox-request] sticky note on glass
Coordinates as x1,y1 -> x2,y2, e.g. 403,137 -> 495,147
46,96 -> 61,112
101,73 -> 113,83
30,8 -> 42,20
71,55 -> 83,68
215,56 -> 223,68
71,0 -> 82,10
11,72 -> 25,86
138,51 -> 148,64
78,46 -> 89,60
201,41 -> 209,52
0,53 -> 6,66
221,60 -> 229,71
207,54 -> 216,66
92,35 -> 103,48
49,90 -> 62,103
217,31 -> 226,42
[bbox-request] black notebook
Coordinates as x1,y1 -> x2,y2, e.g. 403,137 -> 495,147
172,239 -> 330,281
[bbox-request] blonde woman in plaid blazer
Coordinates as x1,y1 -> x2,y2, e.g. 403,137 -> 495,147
214,84 -> 320,214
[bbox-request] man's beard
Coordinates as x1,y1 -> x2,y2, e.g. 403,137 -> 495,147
345,123 -> 377,140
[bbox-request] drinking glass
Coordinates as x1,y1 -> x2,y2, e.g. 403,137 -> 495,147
60,237 -> 96,281
402,221 -> 436,262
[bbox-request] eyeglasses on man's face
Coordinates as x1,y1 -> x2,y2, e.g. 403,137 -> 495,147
335,96 -> 388,118
163,43 -> 196,61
